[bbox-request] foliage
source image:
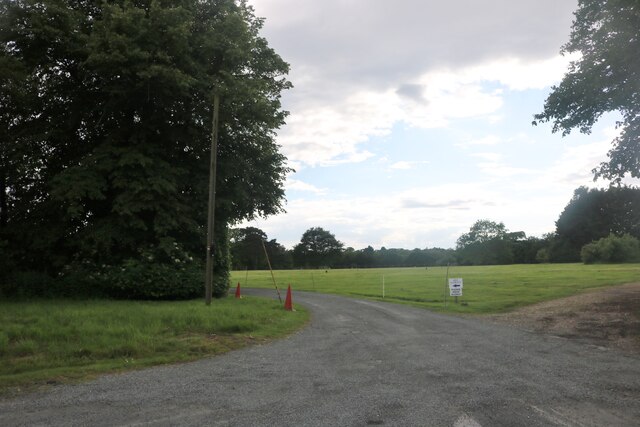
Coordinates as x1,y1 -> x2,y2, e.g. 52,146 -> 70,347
534,0 -> 640,182
535,248 -> 550,263
229,227 -> 291,270
455,220 -> 527,265
293,227 -> 344,268
0,297 -> 309,393
95,261 -> 204,300
0,1 -> 291,298
0,271 -> 56,299
456,219 -> 508,249
552,186 -> 640,261
581,234 -> 640,264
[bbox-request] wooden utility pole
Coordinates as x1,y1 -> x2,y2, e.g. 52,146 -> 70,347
205,94 -> 220,305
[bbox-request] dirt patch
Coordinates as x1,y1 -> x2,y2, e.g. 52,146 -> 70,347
483,283 -> 640,354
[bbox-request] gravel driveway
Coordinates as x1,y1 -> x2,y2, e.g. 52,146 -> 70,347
1,289 -> 639,426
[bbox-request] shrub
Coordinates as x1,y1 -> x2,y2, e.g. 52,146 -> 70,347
581,234 -> 640,264
535,248 -> 550,263
100,260 -> 204,300
0,271 -> 56,299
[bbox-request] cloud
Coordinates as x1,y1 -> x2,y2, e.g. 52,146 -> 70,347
286,179 -> 327,195
388,160 -> 430,170
247,182 -> 515,249
401,198 -> 494,210
274,54 -> 574,168
471,152 -> 502,162
396,84 -> 427,104
253,0 -> 576,87
459,136 -> 503,148
250,0 -> 578,168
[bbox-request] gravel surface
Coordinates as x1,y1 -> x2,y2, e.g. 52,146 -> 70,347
485,283 -> 640,354
1,289 -> 639,426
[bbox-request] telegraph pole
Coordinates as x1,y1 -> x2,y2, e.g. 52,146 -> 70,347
205,93 -> 220,305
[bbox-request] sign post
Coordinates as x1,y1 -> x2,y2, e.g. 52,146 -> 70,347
448,278 -> 463,303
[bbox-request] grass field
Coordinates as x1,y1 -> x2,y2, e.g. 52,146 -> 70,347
0,296 -> 308,395
231,263 -> 640,314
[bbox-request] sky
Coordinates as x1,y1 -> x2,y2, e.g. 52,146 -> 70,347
244,0 -> 638,250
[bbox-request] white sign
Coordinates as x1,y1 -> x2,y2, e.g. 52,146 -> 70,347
449,278 -> 463,297
449,278 -> 463,289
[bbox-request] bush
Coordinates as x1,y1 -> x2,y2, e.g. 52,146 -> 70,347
99,260 -> 204,300
535,248 -> 550,263
581,234 -> 640,264
0,235 -> 231,300
0,257 -> 229,301
0,271 -> 56,299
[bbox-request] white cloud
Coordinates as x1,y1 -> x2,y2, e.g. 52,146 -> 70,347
388,160 -> 430,170
460,54 -> 580,91
252,0 -> 579,169
472,152 -> 502,162
286,179 -> 327,195
276,53 -> 575,168
251,182 -> 516,249
458,135 -> 503,148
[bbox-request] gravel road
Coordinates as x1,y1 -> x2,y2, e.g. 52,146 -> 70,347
1,289 -> 639,426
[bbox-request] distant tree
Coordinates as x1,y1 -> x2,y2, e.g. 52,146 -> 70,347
355,246 -> 376,268
456,220 -> 526,265
293,227 -> 343,268
456,220 -> 508,249
229,227 -> 291,270
512,237 -> 548,264
534,0 -> 640,182
337,247 -> 357,268
375,247 -> 405,268
552,186 -> 640,261
266,240 -> 293,270
404,248 -> 429,267
230,227 -> 268,270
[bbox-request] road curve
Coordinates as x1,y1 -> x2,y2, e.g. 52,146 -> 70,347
1,289 -> 639,426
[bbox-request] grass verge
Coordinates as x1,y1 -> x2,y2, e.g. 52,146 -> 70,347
0,296 -> 308,396
231,263 -> 640,314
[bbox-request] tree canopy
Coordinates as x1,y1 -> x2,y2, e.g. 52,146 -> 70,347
551,186 -> 640,261
229,227 -> 290,270
0,0 -> 291,298
455,220 -> 529,265
293,227 -> 344,268
534,0 -> 640,182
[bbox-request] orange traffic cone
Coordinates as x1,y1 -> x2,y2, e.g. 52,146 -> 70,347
284,284 -> 293,311
235,282 -> 242,299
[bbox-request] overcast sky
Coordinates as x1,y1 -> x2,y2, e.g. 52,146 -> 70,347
244,0 -> 638,250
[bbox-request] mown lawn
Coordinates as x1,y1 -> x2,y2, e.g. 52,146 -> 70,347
231,263 -> 640,314
0,296 -> 308,395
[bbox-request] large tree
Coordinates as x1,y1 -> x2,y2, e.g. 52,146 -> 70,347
0,1 -> 291,297
293,227 -> 343,268
534,0 -> 640,182
456,220 -> 526,265
551,186 -> 640,261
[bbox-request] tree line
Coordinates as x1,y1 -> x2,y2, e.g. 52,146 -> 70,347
231,185 -> 640,270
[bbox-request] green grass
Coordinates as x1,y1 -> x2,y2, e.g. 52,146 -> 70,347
0,296 -> 308,395
231,263 -> 640,314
